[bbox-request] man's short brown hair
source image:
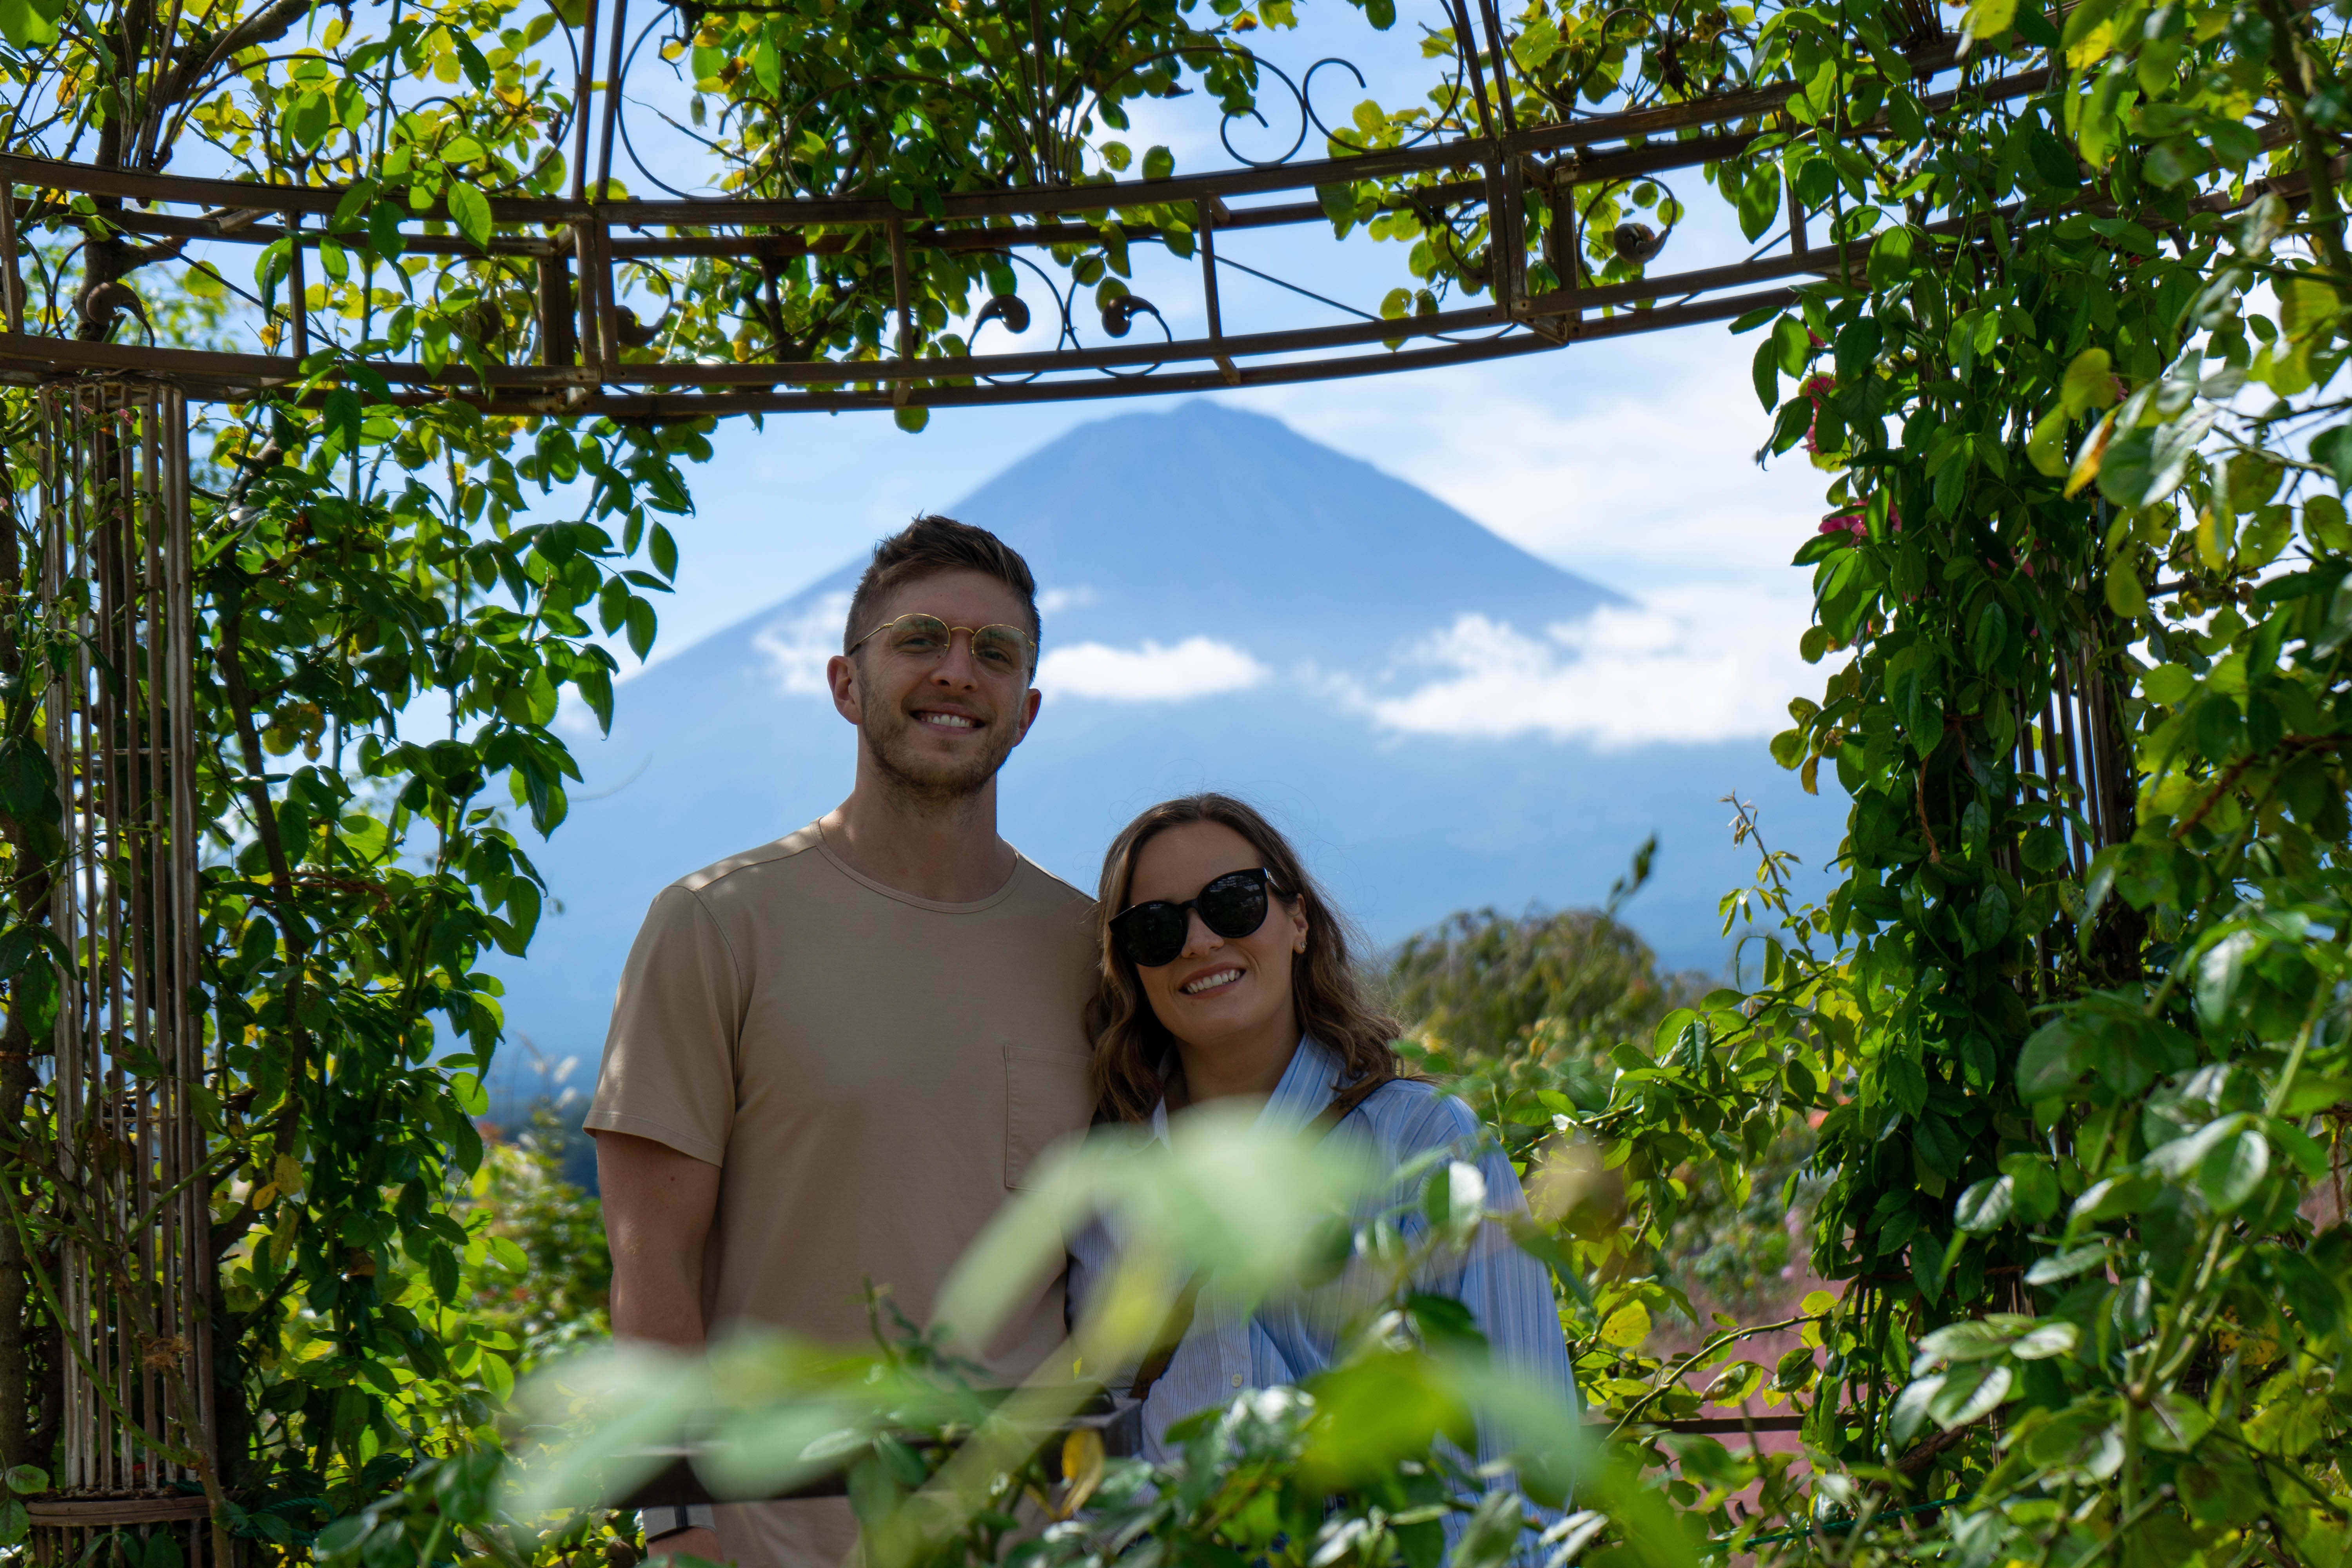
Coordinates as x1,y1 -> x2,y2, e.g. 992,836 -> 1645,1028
843,515 -> 1042,663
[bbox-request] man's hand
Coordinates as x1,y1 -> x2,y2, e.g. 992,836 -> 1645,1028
595,1129 -> 722,1345
642,1526 -> 726,1567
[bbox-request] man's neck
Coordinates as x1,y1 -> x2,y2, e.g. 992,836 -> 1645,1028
819,773 -> 1018,905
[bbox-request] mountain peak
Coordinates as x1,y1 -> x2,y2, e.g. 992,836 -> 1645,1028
940,400 -> 1619,665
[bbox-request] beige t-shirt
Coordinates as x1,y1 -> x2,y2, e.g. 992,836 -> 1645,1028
585,823 -> 1098,1568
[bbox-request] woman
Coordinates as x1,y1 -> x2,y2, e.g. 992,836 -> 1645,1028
1065,793 -> 1577,1474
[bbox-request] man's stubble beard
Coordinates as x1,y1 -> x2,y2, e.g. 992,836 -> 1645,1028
861,704 -> 1019,810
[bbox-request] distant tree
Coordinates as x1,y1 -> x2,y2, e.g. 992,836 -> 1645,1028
1387,906 -> 1708,1062
455,1107 -> 610,1376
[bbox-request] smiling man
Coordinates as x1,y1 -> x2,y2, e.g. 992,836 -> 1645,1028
585,517 -> 1098,1568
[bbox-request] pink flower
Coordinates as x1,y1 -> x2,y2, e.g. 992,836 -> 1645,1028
1799,376 -> 1836,454
1817,504 -> 1900,543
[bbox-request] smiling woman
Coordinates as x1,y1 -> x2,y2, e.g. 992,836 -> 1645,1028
1067,792 -> 1579,1539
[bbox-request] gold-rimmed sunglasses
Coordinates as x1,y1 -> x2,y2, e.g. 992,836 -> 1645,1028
846,612 -> 1036,677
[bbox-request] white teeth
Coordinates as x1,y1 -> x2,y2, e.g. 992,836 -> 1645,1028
923,713 -> 976,728
1182,968 -> 1242,995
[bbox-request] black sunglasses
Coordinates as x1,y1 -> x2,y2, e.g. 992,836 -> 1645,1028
1109,867 -> 1284,968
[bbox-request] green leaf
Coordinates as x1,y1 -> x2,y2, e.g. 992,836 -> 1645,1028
1999,1154 -> 2062,1222
2070,1171 -> 2159,1226
2197,1130 -> 2269,1212
2196,929 -> 2257,1028
2279,273 -> 2340,339
1954,1174 -> 2014,1232
1753,336 -> 1780,412
2025,1243 -> 2108,1285
2142,662 -> 2194,704
1890,1375 -> 1943,1443
3,1465 -> 47,1496
2011,1319 -> 2080,1360
285,91 -> 335,151
1918,1317 -> 2025,1363
1772,314 -> 1811,376
447,1071 -> 490,1116
1932,1362 -> 2014,1427
0,0 -> 61,47
1142,145 -> 1174,181
1736,167 -> 1781,243
1971,601 -> 2008,670
1972,882 -> 2011,949
447,183 -> 494,251
2061,347 -> 2118,417
1866,225 -> 1915,291
2021,826 -> 2069,874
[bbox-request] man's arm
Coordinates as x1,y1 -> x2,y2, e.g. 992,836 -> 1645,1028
595,1129 -> 725,1562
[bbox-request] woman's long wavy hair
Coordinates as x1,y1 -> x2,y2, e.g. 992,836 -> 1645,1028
1087,793 -> 1403,1124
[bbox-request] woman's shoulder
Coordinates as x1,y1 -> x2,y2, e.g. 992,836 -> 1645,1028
1358,1076 -> 1482,1146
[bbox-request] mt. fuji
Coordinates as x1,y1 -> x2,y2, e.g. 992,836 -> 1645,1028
493,401 -> 1844,1076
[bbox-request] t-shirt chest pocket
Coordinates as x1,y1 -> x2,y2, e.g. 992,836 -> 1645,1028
1004,1045 -> 1094,1190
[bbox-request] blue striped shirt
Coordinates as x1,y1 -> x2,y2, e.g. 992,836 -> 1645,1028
1066,1036 -> 1579,1487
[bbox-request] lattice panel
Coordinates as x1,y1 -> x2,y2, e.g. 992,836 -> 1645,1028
31,381 -> 214,1531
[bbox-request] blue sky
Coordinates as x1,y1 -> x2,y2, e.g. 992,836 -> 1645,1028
581,0 -> 1842,749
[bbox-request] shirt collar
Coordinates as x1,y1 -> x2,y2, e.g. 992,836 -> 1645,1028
1148,1034 -> 1340,1141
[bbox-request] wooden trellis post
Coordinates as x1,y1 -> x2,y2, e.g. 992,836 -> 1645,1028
25,381 -> 218,1565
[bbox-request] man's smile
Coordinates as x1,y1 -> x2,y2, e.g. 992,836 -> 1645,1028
915,709 -> 982,730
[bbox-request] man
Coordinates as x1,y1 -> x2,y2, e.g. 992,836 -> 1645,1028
585,516 -> 1098,1568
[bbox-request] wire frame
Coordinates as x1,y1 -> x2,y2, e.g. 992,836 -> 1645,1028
32,381 -> 213,1528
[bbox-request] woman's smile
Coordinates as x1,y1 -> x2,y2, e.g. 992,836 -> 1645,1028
1178,965 -> 1245,996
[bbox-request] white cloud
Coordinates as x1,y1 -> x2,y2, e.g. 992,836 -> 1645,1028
1038,637 -> 1271,701
1339,585 -> 1820,750
1234,320 -> 1832,596
1037,584 -> 1099,615
750,590 -> 852,696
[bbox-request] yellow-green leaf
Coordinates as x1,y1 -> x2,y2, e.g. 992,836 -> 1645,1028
2279,274 -> 2340,341
2065,412 -> 2114,499
1964,0 -> 2018,41
1599,1300 -> 1651,1348
2196,507 -> 2235,572
2105,564 -> 2149,620
2143,664 -> 2194,704
2061,347 -> 2118,417
2027,407 -> 2070,477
